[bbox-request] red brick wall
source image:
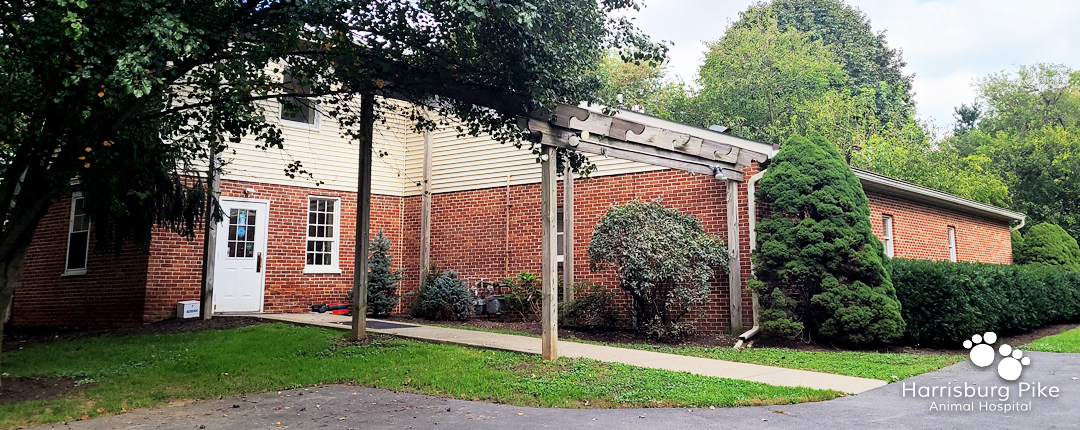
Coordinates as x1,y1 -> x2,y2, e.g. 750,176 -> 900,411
13,166 -> 1016,330
413,169 -> 741,332
13,196 -> 150,328
142,179 -> 406,322
866,190 -> 1013,264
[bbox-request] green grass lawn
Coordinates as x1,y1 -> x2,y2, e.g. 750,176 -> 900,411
423,323 -> 962,381
1025,326 -> 1080,353
0,323 -> 840,429
606,344 -> 963,381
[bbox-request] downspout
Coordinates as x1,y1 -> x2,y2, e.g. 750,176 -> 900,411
1010,216 -> 1026,232
735,169 -> 766,348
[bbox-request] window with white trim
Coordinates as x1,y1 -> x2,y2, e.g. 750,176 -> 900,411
65,193 -> 90,275
948,226 -> 957,262
882,215 -> 895,258
305,197 -> 340,273
280,69 -> 318,126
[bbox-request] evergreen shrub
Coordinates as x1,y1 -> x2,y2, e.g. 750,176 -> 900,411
409,267 -> 474,321
588,200 -> 728,340
891,258 -> 1080,347
367,230 -> 404,317
1014,222 -> 1080,270
752,135 -> 905,346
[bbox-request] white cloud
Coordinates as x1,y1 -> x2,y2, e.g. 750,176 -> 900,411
625,0 -> 1080,126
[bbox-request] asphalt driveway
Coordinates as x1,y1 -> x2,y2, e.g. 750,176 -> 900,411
34,351 -> 1080,430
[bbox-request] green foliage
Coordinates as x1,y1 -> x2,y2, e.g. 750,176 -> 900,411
753,135 -> 904,346
409,269 -> 473,321
733,0 -> 915,126
367,230 -> 403,317
1014,223 -> 1080,270
500,271 -> 543,322
588,200 -> 727,340
890,258 -> 1080,348
955,64 -> 1080,236
1012,230 -> 1025,262
558,282 -> 620,329
693,11 -> 870,146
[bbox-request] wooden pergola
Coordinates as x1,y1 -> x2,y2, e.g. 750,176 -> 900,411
350,101 -> 772,360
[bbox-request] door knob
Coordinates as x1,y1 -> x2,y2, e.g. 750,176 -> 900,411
257,252 -> 263,273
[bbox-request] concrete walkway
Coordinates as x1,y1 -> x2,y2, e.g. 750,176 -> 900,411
254,313 -> 886,394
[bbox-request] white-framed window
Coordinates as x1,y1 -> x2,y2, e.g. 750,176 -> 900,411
948,226 -> 957,262
64,192 -> 90,276
305,196 -> 340,273
556,207 -> 565,263
882,215 -> 895,258
280,69 -> 319,127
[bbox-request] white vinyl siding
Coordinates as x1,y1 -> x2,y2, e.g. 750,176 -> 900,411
405,121 -> 664,196
948,226 -> 957,262
305,196 -> 341,273
64,193 -> 90,276
882,215 -> 895,258
220,96 -> 408,196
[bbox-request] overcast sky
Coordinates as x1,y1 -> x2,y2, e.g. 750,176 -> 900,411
623,0 -> 1080,128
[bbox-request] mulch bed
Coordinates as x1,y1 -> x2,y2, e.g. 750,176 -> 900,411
0,376 -> 93,405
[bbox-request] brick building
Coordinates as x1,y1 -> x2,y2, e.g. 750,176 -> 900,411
11,101 -> 1024,332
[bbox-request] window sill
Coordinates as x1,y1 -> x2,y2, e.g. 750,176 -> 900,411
304,266 -> 341,275
280,118 -> 320,132
61,269 -> 87,277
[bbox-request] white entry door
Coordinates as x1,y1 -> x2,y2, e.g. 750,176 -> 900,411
213,199 -> 270,313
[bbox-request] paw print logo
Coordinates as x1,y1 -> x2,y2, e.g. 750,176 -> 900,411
996,344 -> 1031,381
963,332 -> 997,368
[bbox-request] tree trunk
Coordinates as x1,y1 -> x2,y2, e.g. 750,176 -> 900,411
0,242 -> 33,392
0,185 -> 55,392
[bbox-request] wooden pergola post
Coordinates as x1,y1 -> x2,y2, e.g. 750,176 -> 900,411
726,178 -> 743,335
350,93 -> 375,341
540,146 -> 559,360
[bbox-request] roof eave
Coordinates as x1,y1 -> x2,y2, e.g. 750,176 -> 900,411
852,168 -> 1025,224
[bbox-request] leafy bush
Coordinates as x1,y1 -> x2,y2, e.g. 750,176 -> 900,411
409,267 -> 474,321
891,258 -> 1080,348
588,200 -> 728,340
753,135 -> 905,346
367,230 -> 404,317
558,281 -> 620,329
501,271 -> 543,322
1014,222 -> 1080,270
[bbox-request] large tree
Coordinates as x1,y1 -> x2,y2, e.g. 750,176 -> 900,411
732,0 -> 914,127
681,2 -> 1008,207
956,64 -> 1080,236
690,11 -> 877,147
0,0 -> 662,383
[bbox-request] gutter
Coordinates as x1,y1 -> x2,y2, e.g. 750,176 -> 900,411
735,169 -> 766,348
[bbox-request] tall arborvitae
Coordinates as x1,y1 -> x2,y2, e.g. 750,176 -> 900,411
367,229 -> 404,317
750,135 -> 905,346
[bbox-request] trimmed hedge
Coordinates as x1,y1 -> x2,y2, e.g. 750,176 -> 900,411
890,258 -> 1080,348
